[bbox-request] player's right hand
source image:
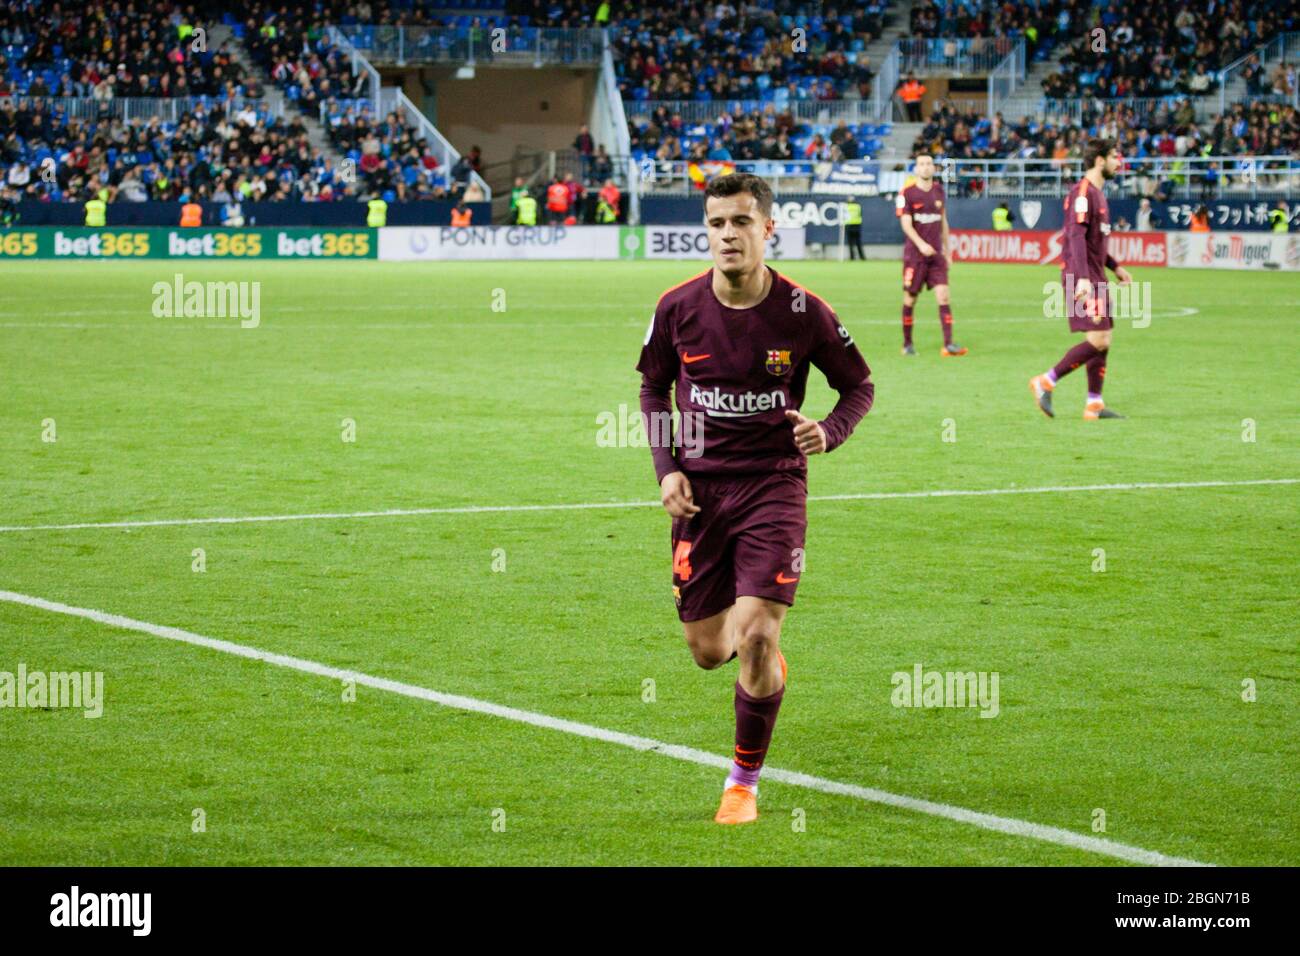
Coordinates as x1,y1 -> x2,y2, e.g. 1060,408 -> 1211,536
1075,277 -> 1093,302
917,241 -> 937,257
660,471 -> 701,518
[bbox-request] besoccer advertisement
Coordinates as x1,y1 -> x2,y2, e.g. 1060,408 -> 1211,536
0,0 -> 1294,936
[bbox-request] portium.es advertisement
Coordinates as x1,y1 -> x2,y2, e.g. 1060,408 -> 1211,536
0,228 -> 377,259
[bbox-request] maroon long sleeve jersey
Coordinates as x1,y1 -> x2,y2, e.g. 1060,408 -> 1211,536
636,267 -> 874,483
1062,177 -> 1119,283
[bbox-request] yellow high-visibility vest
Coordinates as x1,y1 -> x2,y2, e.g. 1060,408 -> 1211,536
84,198 -> 107,227
516,195 -> 538,225
367,198 -> 388,228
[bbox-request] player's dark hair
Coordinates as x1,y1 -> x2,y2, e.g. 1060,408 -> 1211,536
1084,138 -> 1117,170
704,173 -> 774,219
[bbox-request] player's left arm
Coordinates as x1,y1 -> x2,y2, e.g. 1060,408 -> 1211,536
941,206 -> 951,268
791,310 -> 874,456
1107,253 -> 1133,284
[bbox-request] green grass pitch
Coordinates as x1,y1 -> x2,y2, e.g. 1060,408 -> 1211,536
0,258 -> 1296,866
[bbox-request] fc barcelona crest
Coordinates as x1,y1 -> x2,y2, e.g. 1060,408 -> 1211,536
765,349 -> 792,375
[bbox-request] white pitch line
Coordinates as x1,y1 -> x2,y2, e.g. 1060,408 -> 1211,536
0,588 -> 1212,867
0,478 -> 1294,535
0,309 -> 1202,329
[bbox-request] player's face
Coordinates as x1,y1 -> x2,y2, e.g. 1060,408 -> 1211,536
914,155 -> 934,182
1102,149 -> 1122,180
705,192 -> 775,278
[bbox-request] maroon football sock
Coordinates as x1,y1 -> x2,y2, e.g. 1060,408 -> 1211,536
939,304 -> 954,346
1086,348 -> 1107,398
727,681 -> 785,788
1051,341 -> 1101,381
902,305 -> 914,346
1086,349 -> 1108,397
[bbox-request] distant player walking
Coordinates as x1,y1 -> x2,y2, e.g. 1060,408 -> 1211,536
636,173 -> 874,824
896,153 -> 967,357
1030,138 -> 1133,420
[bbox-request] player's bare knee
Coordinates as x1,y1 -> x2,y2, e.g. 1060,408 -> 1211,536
687,640 -> 731,670
734,617 -> 781,662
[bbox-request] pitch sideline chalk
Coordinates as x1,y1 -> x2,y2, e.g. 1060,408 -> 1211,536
1,477 -> 1295,535
0,588 -> 1212,867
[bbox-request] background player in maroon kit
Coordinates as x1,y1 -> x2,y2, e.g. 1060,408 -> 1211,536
896,153 -> 968,357
636,173 -> 874,825
1029,138 -> 1133,420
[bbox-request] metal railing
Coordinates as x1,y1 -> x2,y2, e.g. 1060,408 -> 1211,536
314,32 -> 490,200
0,94 -> 283,123
334,24 -> 603,67
627,99 -> 889,128
1025,95 -> 1225,127
592,33 -> 632,162
898,37 -> 1018,77
390,87 -> 491,200
872,42 -> 900,123
635,159 -> 879,196
939,155 -> 1299,200
327,26 -> 380,111
986,40 -> 1027,117
1219,31 -> 1300,113
629,156 -> 1300,200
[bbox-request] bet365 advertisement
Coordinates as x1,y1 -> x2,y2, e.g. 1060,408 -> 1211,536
0,228 -> 377,259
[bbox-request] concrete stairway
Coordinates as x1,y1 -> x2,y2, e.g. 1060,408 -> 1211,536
863,0 -> 915,130
861,0 -> 917,82
211,23 -> 347,163
879,121 -> 924,160
996,46 -> 1072,122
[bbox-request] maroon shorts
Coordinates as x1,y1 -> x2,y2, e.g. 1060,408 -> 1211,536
1064,274 -> 1113,332
903,254 -> 948,293
670,470 -> 808,623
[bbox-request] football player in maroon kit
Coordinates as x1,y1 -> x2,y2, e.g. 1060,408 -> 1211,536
896,152 -> 968,357
636,173 -> 875,825
1029,138 -> 1133,420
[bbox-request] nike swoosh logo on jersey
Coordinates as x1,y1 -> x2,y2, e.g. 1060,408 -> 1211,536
775,572 -> 799,584
681,353 -> 711,364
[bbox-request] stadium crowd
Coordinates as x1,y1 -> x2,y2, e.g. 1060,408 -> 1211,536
3,0 -> 1297,215
608,2 -> 887,103
629,103 -> 881,165
908,0 -> 1068,64
1042,0 -> 1298,99
0,1 -> 261,99
913,95 -> 1300,164
0,96 -> 376,210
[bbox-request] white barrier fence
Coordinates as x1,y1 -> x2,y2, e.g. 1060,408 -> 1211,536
378,225 -> 807,261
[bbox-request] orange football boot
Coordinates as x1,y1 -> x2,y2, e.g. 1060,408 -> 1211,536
714,785 -> 759,825
1029,374 -> 1055,418
1084,399 -> 1125,420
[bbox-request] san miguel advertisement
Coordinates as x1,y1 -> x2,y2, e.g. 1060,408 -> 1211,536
1166,231 -> 1300,270
949,229 -> 1168,267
